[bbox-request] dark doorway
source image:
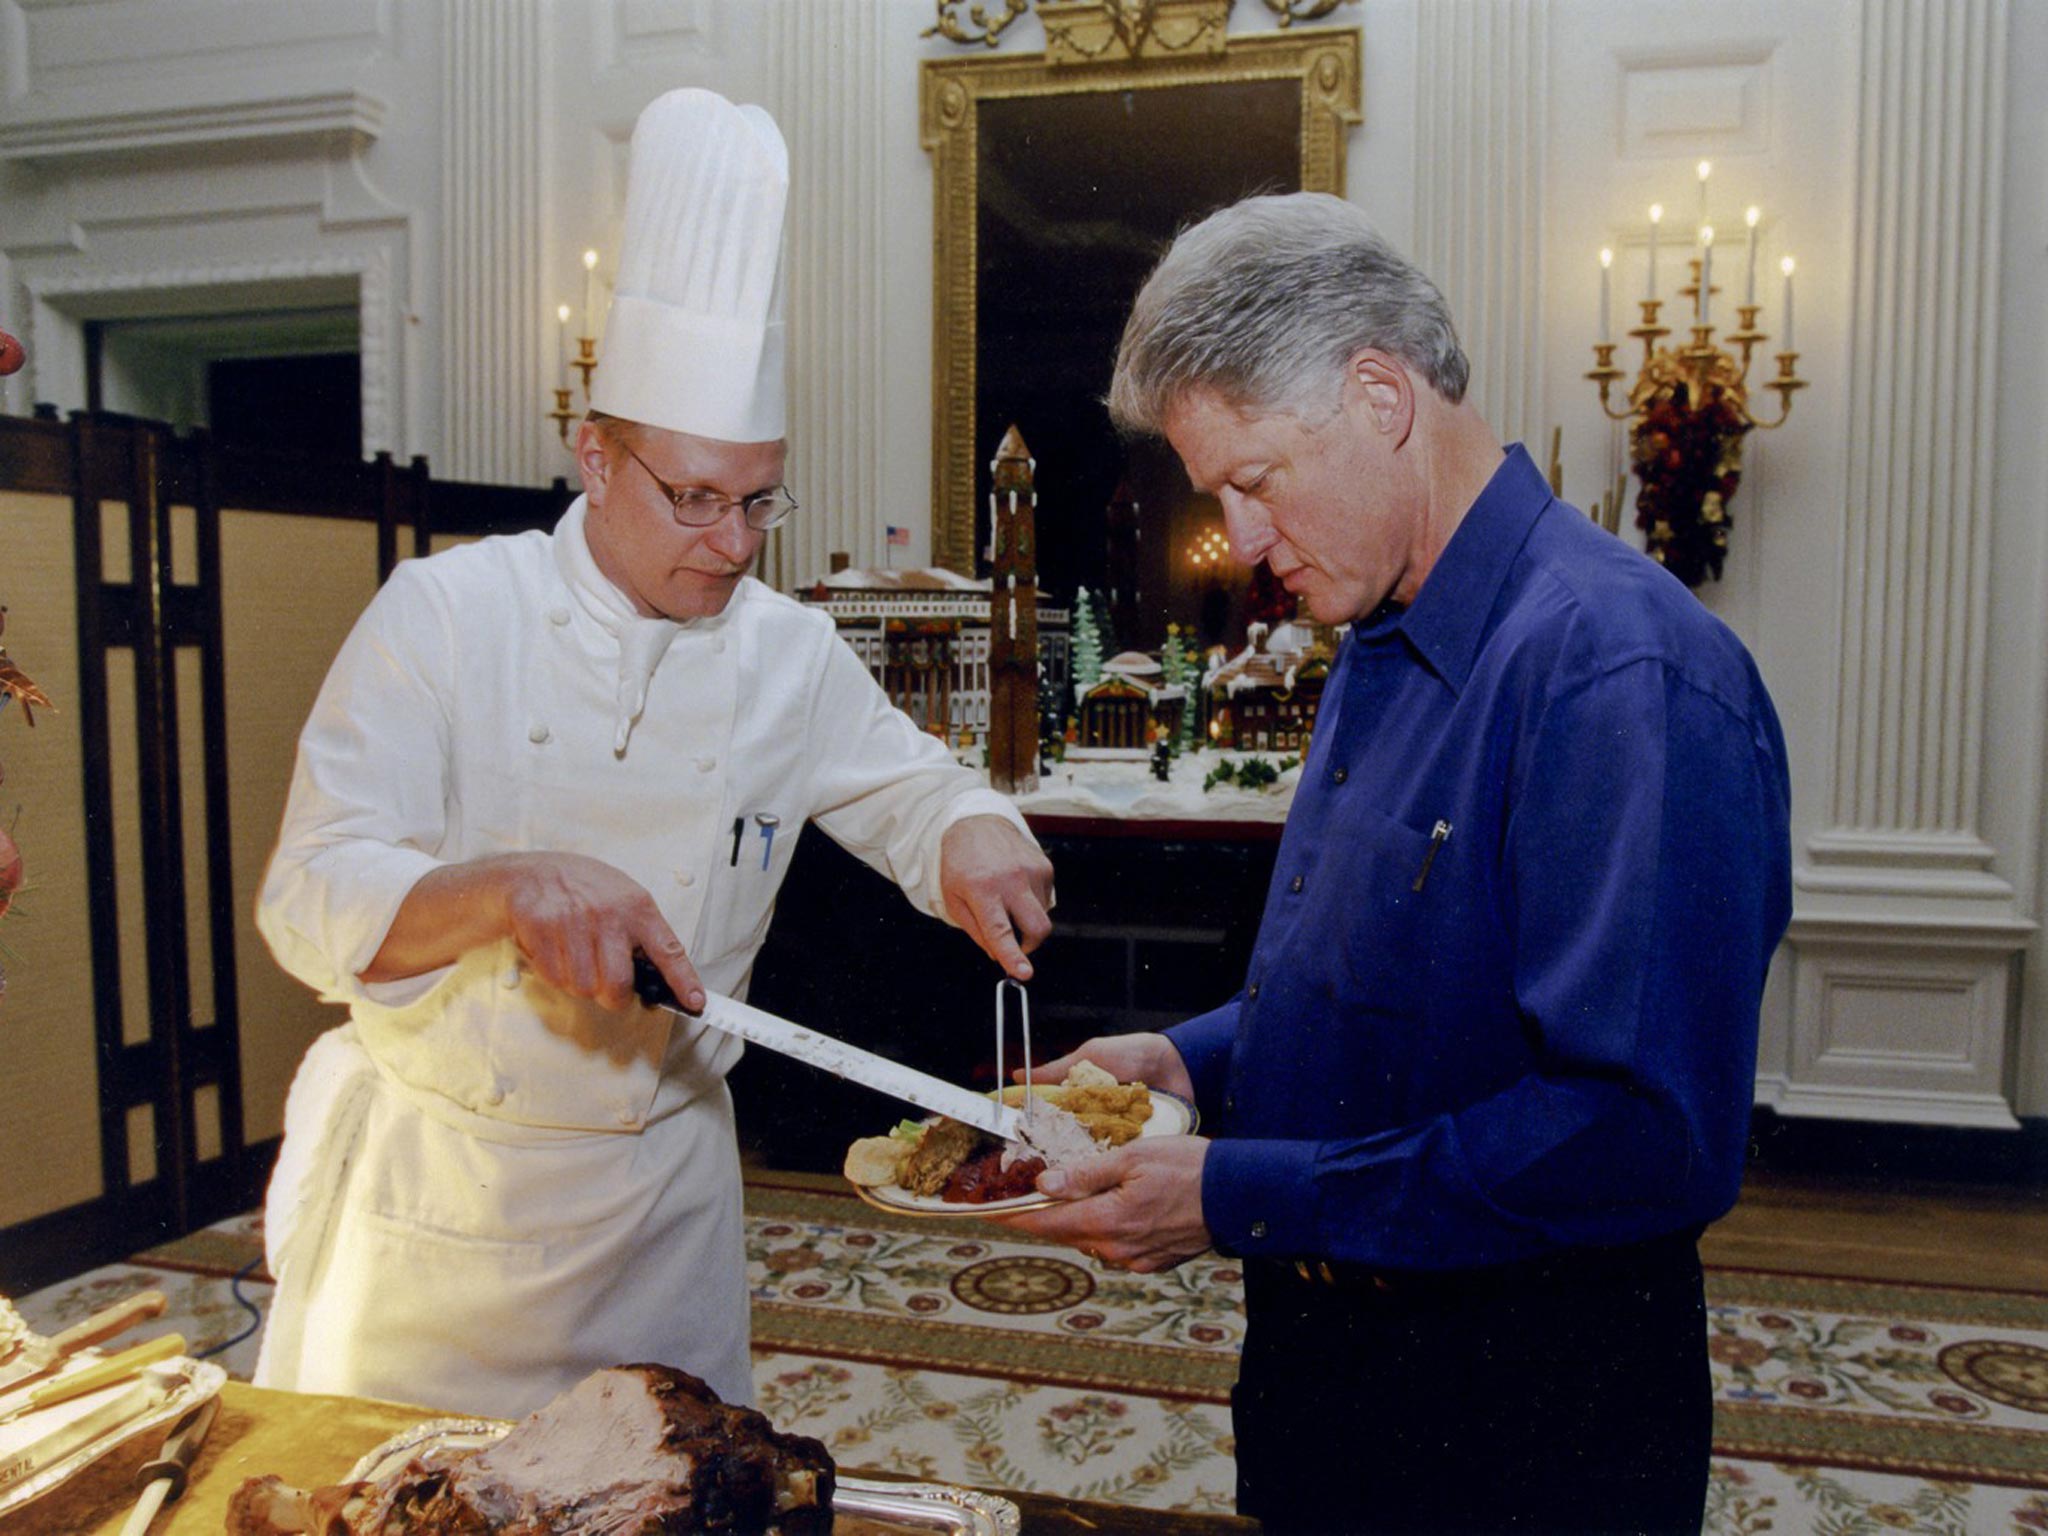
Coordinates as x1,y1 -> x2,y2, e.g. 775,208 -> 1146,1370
208,352 -> 362,461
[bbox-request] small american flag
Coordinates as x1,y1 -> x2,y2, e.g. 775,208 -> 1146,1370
885,526 -> 911,546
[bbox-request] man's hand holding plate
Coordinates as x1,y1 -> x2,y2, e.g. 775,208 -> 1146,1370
991,1134 -> 1213,1273
990,1030 -> 1209,1271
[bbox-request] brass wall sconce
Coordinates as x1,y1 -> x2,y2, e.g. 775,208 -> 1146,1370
549,248 -> 604,446
1586,165 -> 1808,587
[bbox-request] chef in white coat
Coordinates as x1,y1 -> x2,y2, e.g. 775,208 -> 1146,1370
252,89 -> 1054,1418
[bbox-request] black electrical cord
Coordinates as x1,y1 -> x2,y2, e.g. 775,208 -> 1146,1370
194,1255 -> 266,1362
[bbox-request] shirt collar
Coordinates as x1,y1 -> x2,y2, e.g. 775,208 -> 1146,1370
1383,443 -> 1553,692
550,494 -> 742,638
550,495 -> 742,755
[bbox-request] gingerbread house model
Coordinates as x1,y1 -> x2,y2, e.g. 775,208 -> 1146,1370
798,566 -> 1070,751
1204,620 -> 1333,753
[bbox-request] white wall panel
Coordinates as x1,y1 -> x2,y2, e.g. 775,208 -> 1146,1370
1413,0 -> 1548,447
764,0 -> 885,590
440,0 -> 545,485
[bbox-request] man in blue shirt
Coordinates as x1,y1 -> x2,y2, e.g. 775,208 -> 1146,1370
1001,193 -> 1792,1533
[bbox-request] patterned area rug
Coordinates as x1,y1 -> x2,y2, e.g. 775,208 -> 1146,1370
13,1173 -> 2048,1529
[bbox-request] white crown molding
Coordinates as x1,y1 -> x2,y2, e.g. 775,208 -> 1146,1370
1786,912 -> 2035,950
1753,1074 -> 2021,1130
0,90 -> 387,165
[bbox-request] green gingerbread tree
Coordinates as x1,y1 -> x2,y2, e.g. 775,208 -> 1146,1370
1071,585 -> 1104,704
1160,623 -> 1196,757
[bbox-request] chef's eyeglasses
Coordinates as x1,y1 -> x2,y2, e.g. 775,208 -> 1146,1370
620,442 -> 799,531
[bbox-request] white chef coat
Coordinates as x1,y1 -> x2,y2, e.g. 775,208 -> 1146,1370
253,496 -> 1028,1417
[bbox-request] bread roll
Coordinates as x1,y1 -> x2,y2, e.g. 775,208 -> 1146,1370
843,1135 -> 910,1187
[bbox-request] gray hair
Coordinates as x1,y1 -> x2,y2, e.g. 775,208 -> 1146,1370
1107,192 -> 1470,435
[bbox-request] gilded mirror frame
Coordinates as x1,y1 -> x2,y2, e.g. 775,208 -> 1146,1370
919,27 -> 1362,575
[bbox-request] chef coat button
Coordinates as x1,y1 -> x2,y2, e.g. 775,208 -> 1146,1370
1250,1220 -> 1268,1240
547,607 -> 570,627
500,966 -> 521,990
1247,981 -> 1261,1001
528,723 -> 551,744
1332,767 -> 1348,785
616,1106 -> 638,1127
675,869 -> 696,888
695,755 -> 717,772
482,1082 -> 506,1107
1289,874 -> 1304,894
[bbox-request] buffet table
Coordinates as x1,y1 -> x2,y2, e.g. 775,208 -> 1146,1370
21,1381 -> 1254,1535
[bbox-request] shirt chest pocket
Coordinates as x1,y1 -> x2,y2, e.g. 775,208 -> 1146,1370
1322,804 -> 1440,1020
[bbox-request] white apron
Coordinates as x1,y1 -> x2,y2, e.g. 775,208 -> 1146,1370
255,1026 -> 750,1415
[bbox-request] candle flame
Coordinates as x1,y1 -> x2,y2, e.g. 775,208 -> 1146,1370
1697,160 -> 1712,182
1649,203 -> 1664,224
1746,205 -> 1761,228
556,303 -> 571,323
1599,247 -> 1613,268
582,249 -> 598,270
1781,256 -> 1796,276
1700,225 -> 1715,247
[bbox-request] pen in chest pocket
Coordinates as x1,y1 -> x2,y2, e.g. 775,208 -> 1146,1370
755,812 -> 781,870
1412,819 -> 1452,892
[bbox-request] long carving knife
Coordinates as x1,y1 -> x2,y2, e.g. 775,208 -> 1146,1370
632,955 -> 1021,1141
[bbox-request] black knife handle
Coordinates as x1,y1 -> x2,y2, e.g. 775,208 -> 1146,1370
632,951 -> 680,1010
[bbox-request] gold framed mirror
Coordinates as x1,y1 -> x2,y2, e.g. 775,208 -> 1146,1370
920,25 -> 1361,611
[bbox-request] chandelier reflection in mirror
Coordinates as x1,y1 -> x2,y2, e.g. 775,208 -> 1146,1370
1586,163 -> 1808,588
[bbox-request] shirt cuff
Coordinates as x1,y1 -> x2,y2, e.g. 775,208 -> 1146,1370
265,844 -> 455,1012
1164,1000 -> 1238,1121
938,789 -> 1032,839
1201,1136 -> 1324,1258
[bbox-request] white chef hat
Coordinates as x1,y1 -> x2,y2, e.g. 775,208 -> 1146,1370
590,89 -> 789,442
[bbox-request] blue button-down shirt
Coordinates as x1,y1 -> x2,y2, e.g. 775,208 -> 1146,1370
1171,445 -> 1791,1271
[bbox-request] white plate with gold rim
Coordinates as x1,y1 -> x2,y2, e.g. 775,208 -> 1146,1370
851,1090 -> 1196,1218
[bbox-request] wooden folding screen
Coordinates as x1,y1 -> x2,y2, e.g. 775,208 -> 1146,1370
0,410 -> 569,1292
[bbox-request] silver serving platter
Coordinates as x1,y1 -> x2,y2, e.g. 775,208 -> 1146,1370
0,1357 -> 227,1516
351,1419 -> 1021,1536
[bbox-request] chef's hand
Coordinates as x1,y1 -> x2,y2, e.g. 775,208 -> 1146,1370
1016,1032 -> 1195,1102
940,815 -> 1054,981
500,852 -> 705,1012
989,1135 -> 1213,1274
362,851 -> 705,1013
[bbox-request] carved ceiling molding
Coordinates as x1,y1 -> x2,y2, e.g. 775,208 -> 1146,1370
0,90 -> 387,167
921,0 -> 1352,59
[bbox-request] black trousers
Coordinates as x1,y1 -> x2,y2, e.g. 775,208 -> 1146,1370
1231,1231 -> 1711,1536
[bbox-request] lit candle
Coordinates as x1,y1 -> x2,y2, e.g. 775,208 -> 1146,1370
1780,256 -> 1796,351
582,248 -> 599,336
1696,160 -> 1712,227
1647,204 -> 1663,301
1744,206 -> 1761,306
1598,247 -> 1613,342
556,303 -> 571,389
1699,225 -> 1714,326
